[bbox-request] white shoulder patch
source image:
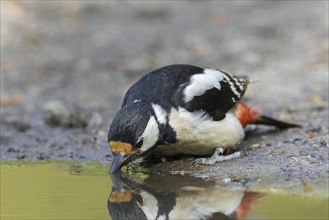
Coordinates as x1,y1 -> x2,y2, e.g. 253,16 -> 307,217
139,116 -> 159,152
184,69 -> 224,102
152,104 -> 167,124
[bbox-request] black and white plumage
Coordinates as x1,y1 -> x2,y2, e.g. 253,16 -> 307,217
108,174 -> 261,220
108,64 -> 250,173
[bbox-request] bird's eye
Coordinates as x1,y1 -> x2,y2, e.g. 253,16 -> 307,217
136,139 -> 143,149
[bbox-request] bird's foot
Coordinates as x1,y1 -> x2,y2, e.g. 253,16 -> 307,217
194,147 -> 241,165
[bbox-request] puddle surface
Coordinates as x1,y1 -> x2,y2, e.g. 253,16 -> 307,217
1,161 -> 328,220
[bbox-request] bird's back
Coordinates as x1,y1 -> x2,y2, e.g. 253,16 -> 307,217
122,64 -> 248,117
122,64 -> 204,110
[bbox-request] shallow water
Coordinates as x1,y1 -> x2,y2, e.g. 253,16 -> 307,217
1,161 -> 328,220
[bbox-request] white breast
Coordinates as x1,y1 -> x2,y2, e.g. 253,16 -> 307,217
155,108 -> 245,156
168,187 -> 244,219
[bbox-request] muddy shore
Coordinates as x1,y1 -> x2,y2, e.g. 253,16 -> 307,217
1,2 -> 328,186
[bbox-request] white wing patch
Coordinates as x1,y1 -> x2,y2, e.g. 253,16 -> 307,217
152,104 -> 167,124
184,69 -> 224,102
139,116 -> 159,152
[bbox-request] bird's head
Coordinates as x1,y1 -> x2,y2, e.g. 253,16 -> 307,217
108,101 -> 160,173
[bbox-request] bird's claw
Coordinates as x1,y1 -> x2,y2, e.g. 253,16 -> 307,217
193,148 -> 241,165
194,158 -> 214,165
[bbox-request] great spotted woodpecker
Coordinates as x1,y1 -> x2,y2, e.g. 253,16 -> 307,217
108,64 -> 299,173
108,174 -> 261,220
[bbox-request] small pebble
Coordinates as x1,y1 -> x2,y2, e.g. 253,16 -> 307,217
251,143 -> 260,148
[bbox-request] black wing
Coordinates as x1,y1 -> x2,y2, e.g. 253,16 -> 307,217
173,69 -> 248,121
122,64 -> 204,111
122,64 -> 248,121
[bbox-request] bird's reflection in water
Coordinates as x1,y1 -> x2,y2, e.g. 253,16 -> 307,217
108,174 -> 261,220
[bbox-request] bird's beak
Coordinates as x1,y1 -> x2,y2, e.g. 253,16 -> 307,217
110,173 -> 125,190
110,152 -> 126,173
109,141 -> 134,173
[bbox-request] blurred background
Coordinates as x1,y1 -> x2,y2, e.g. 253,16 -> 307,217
1,1 -> 328,161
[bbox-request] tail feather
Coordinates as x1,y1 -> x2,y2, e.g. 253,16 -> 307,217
252,115 -> 301,129
236,102 -> 301,129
